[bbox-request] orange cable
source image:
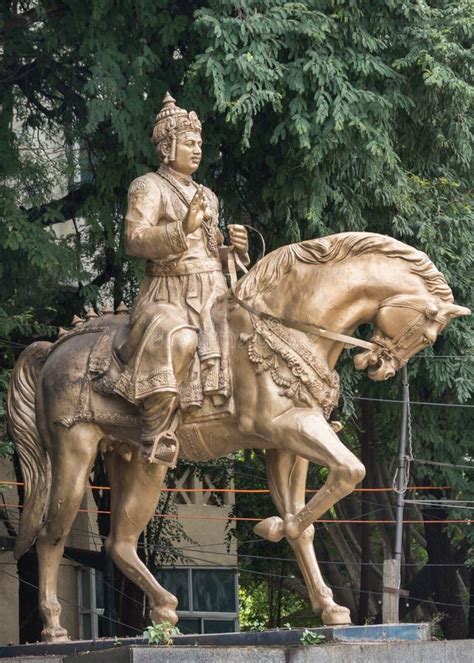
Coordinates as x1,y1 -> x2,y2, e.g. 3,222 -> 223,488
0,503 -> 470,525
0,480 -> 451,493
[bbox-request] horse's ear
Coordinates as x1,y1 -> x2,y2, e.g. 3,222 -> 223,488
446,304 -> 471,319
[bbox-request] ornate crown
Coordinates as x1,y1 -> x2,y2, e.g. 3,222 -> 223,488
152,92 -> 202,162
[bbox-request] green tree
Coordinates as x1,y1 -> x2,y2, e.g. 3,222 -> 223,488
1,0 -> 472,639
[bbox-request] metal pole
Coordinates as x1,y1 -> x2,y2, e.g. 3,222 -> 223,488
383,365 -> 410,623
394,365 -> 410,563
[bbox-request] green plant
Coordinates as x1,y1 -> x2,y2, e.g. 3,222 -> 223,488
248,619 -> 266,632
430,612 -> 448,641
300,630 -> 326,646
143,621 -> 180,646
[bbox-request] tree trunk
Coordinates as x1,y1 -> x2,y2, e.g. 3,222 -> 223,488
423,500 -> 466,639
468,566 -> 474,638
17,551 -> 42,644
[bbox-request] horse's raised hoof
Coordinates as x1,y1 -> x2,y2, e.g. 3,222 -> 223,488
321,605 -> 352,626
150,603 -> 178,626
253,516 -> 285,542
41,626 -> 69,643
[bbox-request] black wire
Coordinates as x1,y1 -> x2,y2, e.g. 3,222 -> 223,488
2,512 -> 471,622
412,458 -> 474,471
351,395 -> 474,408
147,548 -> 474,611
0,568 -> 143,634
5,506 -> 471,569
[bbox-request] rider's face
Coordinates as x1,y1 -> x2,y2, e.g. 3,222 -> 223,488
170,132 -> 202,176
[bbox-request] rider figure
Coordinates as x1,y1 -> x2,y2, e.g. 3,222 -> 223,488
114,93 -> 249,463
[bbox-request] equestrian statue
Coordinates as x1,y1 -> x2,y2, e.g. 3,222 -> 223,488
7,93 -> 470,642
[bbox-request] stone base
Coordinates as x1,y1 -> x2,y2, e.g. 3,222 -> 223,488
0,623 -> 432,661
64,641 -> 473,663
173,622 -> 430,646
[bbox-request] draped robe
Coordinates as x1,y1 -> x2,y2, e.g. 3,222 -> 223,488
114,164 -> 231,410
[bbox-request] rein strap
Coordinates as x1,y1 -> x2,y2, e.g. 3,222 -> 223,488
231,291 -> 379,353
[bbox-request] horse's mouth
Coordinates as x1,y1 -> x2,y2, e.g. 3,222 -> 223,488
354,350 -> 398,381
367,360 -> 397,381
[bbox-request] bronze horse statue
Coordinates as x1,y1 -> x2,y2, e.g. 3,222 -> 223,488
7,232 -> 469,642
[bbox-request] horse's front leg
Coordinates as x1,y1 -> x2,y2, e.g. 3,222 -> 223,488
104,451 -> 178,626
257,407 -> 365,542
256,449 -> 351,625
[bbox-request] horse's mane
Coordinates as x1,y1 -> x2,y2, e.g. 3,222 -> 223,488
235,232 -> 453,302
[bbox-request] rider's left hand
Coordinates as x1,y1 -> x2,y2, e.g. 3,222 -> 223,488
228,224 -> 249,255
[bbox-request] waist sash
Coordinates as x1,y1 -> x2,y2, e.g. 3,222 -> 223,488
145,257 -> 222,277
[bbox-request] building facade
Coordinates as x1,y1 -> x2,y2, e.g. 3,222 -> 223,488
0,456 -> 238,644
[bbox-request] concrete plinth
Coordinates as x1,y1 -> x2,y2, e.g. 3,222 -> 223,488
2,624 -> 471,663
172,622 -> 430,646
63,640 -> 473,663
0,622 -> 430,659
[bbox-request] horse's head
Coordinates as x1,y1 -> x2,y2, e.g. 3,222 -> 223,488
354,295 -> 470,381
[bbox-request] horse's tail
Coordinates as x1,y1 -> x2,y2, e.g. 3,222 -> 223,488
7,341 -> 52,560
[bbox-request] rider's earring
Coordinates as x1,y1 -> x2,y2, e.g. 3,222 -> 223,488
169,134 -> 177,162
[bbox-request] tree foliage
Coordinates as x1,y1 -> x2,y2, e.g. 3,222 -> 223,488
1,0 -> 473,638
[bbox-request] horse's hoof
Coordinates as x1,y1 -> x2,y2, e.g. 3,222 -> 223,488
41,626 -> 69,643
321,605 -> 352,626
253,516 -> 285,542
150,604 -> 178,626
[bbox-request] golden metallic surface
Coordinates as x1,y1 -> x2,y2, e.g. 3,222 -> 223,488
6,95 -> 470,642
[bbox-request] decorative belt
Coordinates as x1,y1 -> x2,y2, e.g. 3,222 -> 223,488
145,257 -> 222,277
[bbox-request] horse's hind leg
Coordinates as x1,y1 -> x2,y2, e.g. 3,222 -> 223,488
256,449 -> 351,625
104,451 -> 178,626
36,424 -> 100,642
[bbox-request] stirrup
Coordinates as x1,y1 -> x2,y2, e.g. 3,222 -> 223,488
146,417 -> 179,467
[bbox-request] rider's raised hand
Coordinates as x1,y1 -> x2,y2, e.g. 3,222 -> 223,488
183,185 -> 206,235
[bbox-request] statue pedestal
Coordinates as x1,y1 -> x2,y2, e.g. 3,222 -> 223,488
62,640 -> 471,663
0,623 -> 435,661
171,622 -> 430,646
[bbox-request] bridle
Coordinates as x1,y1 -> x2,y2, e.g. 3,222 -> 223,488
231,288 -> 445,369
227,232 -> 445,369
368,295 -> 447,365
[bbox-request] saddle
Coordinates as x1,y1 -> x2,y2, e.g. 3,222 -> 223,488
54,313 -> 234,454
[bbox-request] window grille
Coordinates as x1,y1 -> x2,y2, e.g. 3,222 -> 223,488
156,567 -> 239,634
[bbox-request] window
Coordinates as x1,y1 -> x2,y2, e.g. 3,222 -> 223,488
156,567 -> 238,634
192,569 -> 236,613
